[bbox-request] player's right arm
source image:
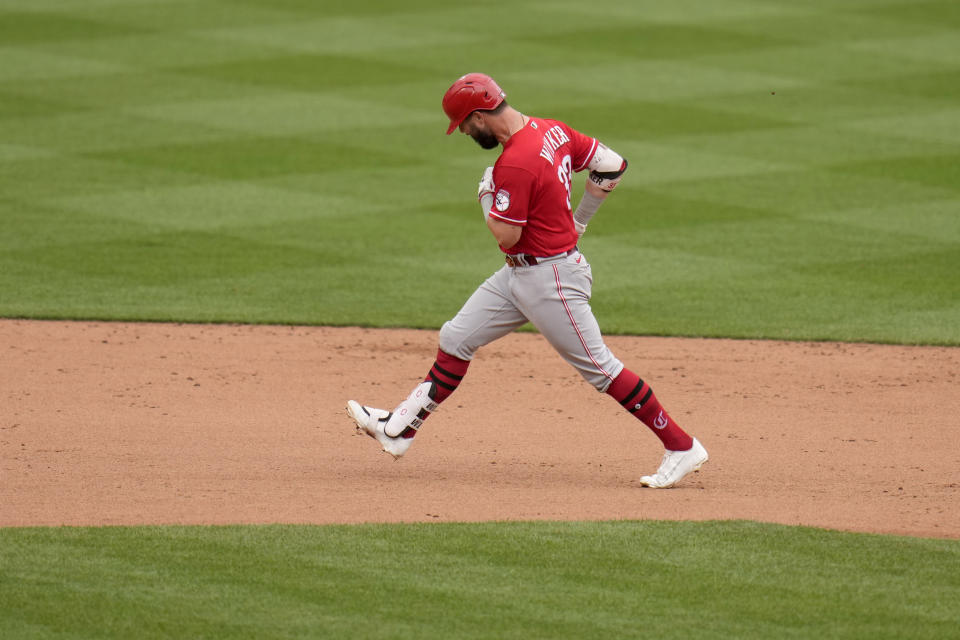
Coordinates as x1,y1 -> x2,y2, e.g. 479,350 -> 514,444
573,142 -> 627,237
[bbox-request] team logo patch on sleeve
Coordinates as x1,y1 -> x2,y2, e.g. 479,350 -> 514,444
494,188 -> 511,212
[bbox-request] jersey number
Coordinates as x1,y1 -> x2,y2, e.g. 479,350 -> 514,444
557,154 -> 573,210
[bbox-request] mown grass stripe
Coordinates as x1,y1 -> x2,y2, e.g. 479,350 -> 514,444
1,521 -> 957,639
1,0 -> 957,343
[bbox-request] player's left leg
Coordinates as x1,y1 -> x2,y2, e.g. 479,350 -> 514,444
604,368 -> 692,451
518,252 -> 706,486
605,369 -> 708,488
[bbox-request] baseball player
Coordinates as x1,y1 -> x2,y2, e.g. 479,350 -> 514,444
347,73 -> 707,488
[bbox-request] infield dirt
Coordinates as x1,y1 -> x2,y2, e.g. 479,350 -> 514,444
2,319 -> 958,538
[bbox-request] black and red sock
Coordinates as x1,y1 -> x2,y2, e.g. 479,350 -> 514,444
395,350 -> 470,440
424,349 -> 470,404
606,368 -> 693,451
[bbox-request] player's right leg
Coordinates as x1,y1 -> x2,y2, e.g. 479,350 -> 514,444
347,266 -> 526,458
347,381 -> 438,459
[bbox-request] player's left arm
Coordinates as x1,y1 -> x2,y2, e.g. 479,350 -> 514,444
477,166 -> 523,248
487,216 -> 522,249
573,142 -> 628,237
478,166 -> 495,220
484,164 -> 530,250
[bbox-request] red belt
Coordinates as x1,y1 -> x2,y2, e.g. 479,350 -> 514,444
504,248 -> 577,268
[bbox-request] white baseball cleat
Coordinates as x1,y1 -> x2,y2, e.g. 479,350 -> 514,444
346,400 -> 414,459
639,438 -> 708,488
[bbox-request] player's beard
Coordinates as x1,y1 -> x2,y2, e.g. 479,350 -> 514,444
471,129 -> 499,150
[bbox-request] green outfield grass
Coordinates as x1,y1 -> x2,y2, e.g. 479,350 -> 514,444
2,521 -> 958,639
0,0 -> 957,343
3,1 -> 960,638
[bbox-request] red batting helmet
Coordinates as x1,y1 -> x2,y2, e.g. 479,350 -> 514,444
442,73 -> 506,135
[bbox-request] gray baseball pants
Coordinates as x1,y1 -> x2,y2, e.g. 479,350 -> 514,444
438,250 -> 625,392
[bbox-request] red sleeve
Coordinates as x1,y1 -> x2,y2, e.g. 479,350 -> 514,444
568,124 -> 599,172
488,164 -> 534,226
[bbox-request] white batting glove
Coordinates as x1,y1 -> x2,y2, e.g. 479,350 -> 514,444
477,166 -> 495,202
574,220 -> 587,238
478,166 -> 495,222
